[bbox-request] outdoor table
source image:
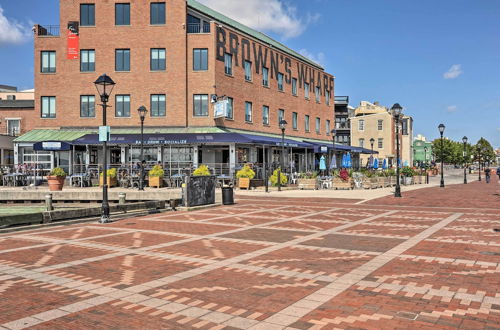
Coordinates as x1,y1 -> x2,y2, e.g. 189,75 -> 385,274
216,175 -> 232,187
170,174 -> 184,188
69,173 -> 90,187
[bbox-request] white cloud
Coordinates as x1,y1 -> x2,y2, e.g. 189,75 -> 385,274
298,49 -> 325,66
446,105 -> 458,113
197,0 -> 319,39
0,6 -> 30,46
443,64 -> 463,79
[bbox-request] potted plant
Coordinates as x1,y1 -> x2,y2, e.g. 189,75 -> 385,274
333,168 -> 353,190
100,168 -> 117,187
236,164 -> 255,189
270,168 -> 287,187
148,165 -> 164,188
297,171 -> 318,190
401,166 -> 415,185
193,164 -> 211,176
47,167 -> 67,191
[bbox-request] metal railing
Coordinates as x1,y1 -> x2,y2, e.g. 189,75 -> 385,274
187,23 -> 210,34
37,25 -> 60,37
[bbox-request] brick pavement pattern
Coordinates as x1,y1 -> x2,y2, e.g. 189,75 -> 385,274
0,178 -> 499,329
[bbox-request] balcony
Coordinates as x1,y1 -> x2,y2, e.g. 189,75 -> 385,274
187,23 -> 210,34
35,25 -> 60,37
334,96 -> 349,105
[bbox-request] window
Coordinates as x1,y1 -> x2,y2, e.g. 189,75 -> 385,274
226,97 -> 233,119
304,82 -> 310,99
244,61 -> 252,81
378,119 -> 383,130
326,120 -> 330,134
262,105 -> 269,125
292,78 -> 297,96
224,53 -> 232,75
292,112 -> 298,130
305,115 -> 310,132
41,51 -> 56,73
358,119 -> 365,131
151,94 -> 166,117
193,94 -> 208,116
80,95 -> 95,117
150,2 -> 166,25
402,118 -> 409,135
278,109 -> 284,124
193,49 -> 208,71
41,96 -> 56,118
80,4 -> 95,26
115,3 -> 130,25
326,91 -> 330,105
316,117 -> 320,133
315,86 -> 320,102
262,67 -> 269,86
115,49 -> 130,71
150,48 -> 166,71
80,49 -> 95,72
187,14 -> 209,33
115,95 -> 130,117
245,102 -> 253,122
359,138 -> 364,148
6,119 -> 20,136
277,73 -> 284,91
378,138 -> 383,149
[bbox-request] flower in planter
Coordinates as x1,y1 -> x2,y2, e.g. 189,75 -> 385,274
50,167 -> 67,178
236,164 -> 255,179
148,165 -> 164,178
193,164 -> 211,176
270,168 -> 287,186
339,168 -> 350,182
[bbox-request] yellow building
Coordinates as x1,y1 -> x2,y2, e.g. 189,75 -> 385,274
350,101 -> 413,167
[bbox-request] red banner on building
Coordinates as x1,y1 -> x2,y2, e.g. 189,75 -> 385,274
67,21 -> 79,60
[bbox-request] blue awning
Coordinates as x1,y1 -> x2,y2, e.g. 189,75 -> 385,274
33,141 -> 72,151
303,141 -> 352,153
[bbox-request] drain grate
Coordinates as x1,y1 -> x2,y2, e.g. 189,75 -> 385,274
480,251 -> 500,256
494,228 -> 500,232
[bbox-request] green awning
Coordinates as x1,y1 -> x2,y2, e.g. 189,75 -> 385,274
14,130 -> 90,143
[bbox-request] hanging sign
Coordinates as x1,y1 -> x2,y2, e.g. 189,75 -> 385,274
214,100 -> 228,118
99,126 -> 110,142
67,21 -> 79,59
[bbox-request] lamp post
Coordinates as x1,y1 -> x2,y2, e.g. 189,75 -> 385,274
391,103 -> 403,198
369,138 -> 375,169
94,74 -> 116,223
330,129 -> 336,171
137,106 -> 148,191
278,120 -> 287,192
438,124 -> 445,188
477,146 -> 482,182
424,146 -> 429,184
462,136 -> 468,184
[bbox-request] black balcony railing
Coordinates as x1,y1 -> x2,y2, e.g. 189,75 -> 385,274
187,23 -> 210,34
334,96 -> 349,103
37,25 -> 60,37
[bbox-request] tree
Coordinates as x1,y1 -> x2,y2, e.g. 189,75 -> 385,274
473,137 -> 495,166
432,138 -> 462,164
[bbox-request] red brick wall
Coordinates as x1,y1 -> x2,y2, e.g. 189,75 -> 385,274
0,108 -> 35,135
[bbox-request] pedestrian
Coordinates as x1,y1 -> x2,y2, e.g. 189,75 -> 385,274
484,167 -> 491,183
497,167 -> 500,181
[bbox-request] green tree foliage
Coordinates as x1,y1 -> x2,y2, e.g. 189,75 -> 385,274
473,138 -> 496,164
432,137 -> 495,165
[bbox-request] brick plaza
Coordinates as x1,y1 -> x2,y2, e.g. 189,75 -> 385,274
0,179 -> 498,329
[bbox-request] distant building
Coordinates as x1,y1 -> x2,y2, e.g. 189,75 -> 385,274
0,87 -> 34,101
333,96 -> 353,146
413,135 -> 433,167
350,101 -> 413,167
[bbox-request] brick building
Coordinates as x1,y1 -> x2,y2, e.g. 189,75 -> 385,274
16,0 -> 372,175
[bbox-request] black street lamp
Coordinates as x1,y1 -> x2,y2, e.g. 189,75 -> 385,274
369,138 -> 375,169
424,146 -> 429,184
137,106 -> 148,191
477,146 -> 482,182
278,120 -> 287,192
438,124 -> 445,188
462,136 -> 468,184
94,74 -> 116,223
330,129 -> 336,170
391,103 -> 403,198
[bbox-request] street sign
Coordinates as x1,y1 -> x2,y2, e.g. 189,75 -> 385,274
214,100 -> 228,118
99,126 -> 110,142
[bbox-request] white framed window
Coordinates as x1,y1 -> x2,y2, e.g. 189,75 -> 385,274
224,53 -> 232,75
41,51 -> 56,73
6,119 -> 20,136
378,119 -> 383,130
80,95 -> 95,117
277,73 -> 284,91
41,96 -> 56,118
262,67 -> 269,86
359,138 -> 364,148
262,105 -> 269,125
378,138 -> 383,148
244,61 -> 252,81
304,82 -> 310,99
245,101 -> 253,122
358,119 -> 365,131
278,109 -> 284,124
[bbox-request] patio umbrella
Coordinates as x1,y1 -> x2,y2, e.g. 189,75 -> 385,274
330,154 -> 337,169
382,158 -> 387,170
404,160 -> 409,167
373,158 -> 379,169
398,158 -> 402,168
319,155 -> 326,171
346,152 -> 352,168
367,155 -> 373,168
341,154 -> 346,168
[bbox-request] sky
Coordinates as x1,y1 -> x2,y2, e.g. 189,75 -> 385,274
0,0 -> 499,147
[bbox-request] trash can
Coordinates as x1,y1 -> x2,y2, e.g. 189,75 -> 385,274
222,186 -> 234,205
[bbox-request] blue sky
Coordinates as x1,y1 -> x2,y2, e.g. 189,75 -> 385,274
0,0 -> 499,147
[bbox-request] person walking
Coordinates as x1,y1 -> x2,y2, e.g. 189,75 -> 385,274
497,166 -> 500,181
484,167 -> 491,183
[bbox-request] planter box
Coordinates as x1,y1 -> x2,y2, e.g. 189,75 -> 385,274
238,177 -> 250,190
99,176 -> 117,187
250,179 -> 264,188
403,176 -> 413,185
421,175 -> 427,184
389,176 -> 397,186
149,176 -> 163,188
378,177 -> 390,187
47,176 -> 65,191
298,178 -> 317,190
333,178 -> 353,190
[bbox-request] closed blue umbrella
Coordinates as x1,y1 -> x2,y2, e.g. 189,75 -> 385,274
398,158 -> 402,168
404,160 -> 409,167
367,155 -> 373,168
341,154 -> 346,168
382,158 -> 387,169
373,158 -> 379,169
330,154 -> 337,169
346,152 -> 352,168
319,155 -> 326,170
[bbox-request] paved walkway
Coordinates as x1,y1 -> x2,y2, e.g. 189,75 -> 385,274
0,178 -> 498,329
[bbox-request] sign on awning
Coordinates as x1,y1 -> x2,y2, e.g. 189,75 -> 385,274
33,141 -> 71,151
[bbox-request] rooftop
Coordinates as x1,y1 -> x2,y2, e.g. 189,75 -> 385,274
0,100 -> 35,108
0,85 -> 17,92
187,0 -> 324,70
